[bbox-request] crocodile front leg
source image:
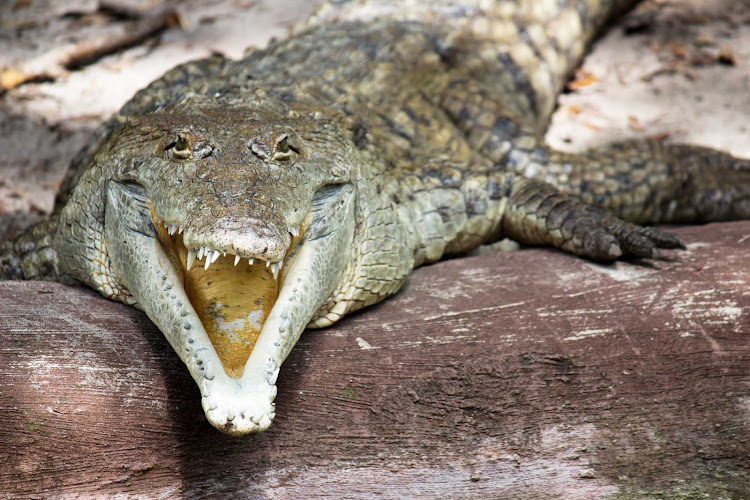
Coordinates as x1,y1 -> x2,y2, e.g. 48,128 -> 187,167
0,217 -> 60,281
500,174 -> 684,260
391,159 -> 683,265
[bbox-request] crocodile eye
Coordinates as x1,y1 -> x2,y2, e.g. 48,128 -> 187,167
277,136 -> 289,154
271,133 -> 299,161
167,133 -> 192,160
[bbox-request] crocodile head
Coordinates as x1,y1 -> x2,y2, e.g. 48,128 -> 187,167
84,91 -> 358,434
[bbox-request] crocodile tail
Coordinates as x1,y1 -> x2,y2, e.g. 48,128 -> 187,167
0,216 -> 60,281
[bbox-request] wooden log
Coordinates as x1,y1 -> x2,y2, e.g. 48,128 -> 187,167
1,222 -> 748,498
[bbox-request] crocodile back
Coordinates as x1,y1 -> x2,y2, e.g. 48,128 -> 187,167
296,0 -> 639,129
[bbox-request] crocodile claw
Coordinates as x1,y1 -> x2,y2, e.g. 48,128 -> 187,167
562,206 -> 685,261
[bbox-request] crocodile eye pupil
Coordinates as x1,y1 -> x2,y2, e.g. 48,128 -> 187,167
277,137 -> 289,153
176,136 -> 188,151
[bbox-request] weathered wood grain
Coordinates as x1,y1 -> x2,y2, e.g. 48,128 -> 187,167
1,222 -> 749,498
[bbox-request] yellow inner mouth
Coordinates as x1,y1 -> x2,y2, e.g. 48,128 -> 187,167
180,245 -> 278,379
154,220 -> 300,379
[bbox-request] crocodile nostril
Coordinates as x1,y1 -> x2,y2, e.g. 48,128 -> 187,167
193,141 -> 213,159
249,140 -> 269,160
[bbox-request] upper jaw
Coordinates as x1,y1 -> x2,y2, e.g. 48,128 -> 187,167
104,180 -> 356,434
151,213 -> 302,278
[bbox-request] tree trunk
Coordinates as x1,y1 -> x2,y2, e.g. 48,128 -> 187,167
1,222 -> 748,498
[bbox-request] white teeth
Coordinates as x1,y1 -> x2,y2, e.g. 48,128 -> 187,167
168,224 -> 177,235
184,247 -> 282,271
186,249 -> 196,270
178,225 -> 184,234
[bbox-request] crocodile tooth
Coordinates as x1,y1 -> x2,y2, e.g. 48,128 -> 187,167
168,224 -> 177,236
178,225 -> 184,234
164,221 -> 169,229
271,262 -> 279,280
234,254 -> 241,266
211,250 -> 220,263
197,247 -> 204,260
248,258 -> 254,265
223,250 -> 227,257
266,260 -> 271,268
204,254 -> 212,270
186,249 -> 196,270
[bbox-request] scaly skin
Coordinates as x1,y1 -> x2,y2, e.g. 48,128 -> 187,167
2,0 -> 749,434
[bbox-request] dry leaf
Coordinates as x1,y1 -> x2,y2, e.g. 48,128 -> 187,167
694,32 -> 715,47
648,131 -> 671,141
583,120 -> 602,131
628,115 -> 644,131
667,42 -> 689,59
568,71 -> 599,91
0,68 -> 29,90
718,46 -> 737,66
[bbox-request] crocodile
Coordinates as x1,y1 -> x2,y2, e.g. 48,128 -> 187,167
2,0 -> 749,435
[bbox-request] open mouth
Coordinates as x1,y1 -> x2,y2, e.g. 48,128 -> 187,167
150,214 -> 305,379
104,180 -> 355,434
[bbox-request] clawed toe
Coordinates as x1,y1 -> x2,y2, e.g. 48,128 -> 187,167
584,218 -> 685,261
640,227 -> 686,250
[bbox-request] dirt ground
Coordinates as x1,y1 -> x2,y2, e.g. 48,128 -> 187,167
0,0 -> 749,240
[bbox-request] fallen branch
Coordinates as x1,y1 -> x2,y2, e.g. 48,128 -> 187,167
1,222 -> 748,496
1,1 -> 183,91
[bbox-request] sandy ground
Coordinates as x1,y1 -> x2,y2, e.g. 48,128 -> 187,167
547,0 -> 750,158
0,0 -> 748,240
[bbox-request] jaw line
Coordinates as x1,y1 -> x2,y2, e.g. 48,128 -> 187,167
104,181 -> 355,435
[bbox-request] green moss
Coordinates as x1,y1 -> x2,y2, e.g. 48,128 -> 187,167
25,419 -> 49,436
340,386 -> 359,401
